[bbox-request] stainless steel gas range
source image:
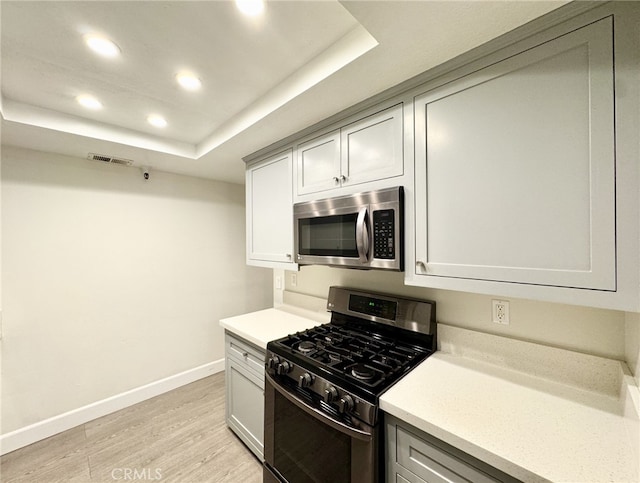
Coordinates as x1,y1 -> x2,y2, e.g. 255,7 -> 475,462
263,286 -> 436,483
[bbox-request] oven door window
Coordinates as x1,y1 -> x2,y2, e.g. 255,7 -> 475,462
298,214 -> 358,258
273,390 -> 350,483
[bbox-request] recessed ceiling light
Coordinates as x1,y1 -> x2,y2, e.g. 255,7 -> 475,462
147,114 -> 167,128
235,0 -> 264,17
176,73 -> 202,91
77,95 -> 103,110
85,35 -> 121,58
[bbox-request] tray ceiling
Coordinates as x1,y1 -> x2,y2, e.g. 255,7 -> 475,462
1,1 -> 566,183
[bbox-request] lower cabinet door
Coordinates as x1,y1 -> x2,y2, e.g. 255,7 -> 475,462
386,415 -> 520,483
396,426 -> 495,483
226,357 -> 264,460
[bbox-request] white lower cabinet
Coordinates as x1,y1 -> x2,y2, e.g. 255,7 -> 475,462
225,332 -> 265,460
386,415 -> 519,483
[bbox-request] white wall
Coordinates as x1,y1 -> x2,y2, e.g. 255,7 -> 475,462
0,146 -> 3,437
1,146 -> 273,434
627,313 -> 640,386
285,265 -> 628,361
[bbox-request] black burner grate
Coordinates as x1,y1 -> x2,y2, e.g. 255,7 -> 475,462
278,322 -> 430,391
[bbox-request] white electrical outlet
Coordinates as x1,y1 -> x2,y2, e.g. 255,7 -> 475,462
291,273 -> 297,287
492,300 -> 510,325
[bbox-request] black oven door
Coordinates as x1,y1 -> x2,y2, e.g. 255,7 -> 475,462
264,373 -> 378,483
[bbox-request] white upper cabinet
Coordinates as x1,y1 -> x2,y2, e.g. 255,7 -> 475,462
341,105 -> 404,187
413,17 -> 615,289
246,149 -> 296,269
296,130 -> 341,195
295,104 -> 404,198
408,12 -> 639,310
244,3 -> 639,310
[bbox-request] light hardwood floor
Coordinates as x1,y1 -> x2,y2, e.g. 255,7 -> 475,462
0,372 -> 262,482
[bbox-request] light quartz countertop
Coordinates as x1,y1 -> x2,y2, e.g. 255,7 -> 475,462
219,305 -> 329,349
381,324 -> 640,483
219,306 -> 639,482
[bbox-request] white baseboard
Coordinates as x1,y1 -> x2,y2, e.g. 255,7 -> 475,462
0,359 -> 225,455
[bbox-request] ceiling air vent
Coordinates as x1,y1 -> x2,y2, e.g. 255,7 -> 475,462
87,153 -> 134,166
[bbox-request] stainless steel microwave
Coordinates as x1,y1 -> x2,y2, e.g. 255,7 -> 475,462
293,186 -> 404,271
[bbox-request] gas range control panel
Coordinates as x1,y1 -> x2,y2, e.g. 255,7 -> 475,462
266,351 -> 377,426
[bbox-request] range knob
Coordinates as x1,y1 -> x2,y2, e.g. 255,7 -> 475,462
324,386 -> 338,403
337,395 -> 354,414
298,373 -> 313,388
267,355 -> 280,370
276,361 -> 292,375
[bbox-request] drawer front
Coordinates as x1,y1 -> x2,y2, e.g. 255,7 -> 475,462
396,426 -> 498,483
226,333 -> 265,380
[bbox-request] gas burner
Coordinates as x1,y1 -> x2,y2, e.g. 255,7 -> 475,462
350,364 -> 376,381
297,341 -> 316,353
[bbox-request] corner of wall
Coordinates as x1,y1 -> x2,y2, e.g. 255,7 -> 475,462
626,312 -> 640,387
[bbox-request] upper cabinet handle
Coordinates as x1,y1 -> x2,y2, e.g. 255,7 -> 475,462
333,176 -> 340,183
340,175 -> 347,182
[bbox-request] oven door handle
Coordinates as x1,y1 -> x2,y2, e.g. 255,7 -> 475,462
266,373 -> 373,441
355,207 -> 370,263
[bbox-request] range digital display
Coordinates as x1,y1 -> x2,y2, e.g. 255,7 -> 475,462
348,294 -> 397,321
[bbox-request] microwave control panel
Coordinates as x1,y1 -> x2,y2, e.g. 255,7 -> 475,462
373,209 -> 395,259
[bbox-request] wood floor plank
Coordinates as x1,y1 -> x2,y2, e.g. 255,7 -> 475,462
0,373 -> 262,482
0,425 -> 90,482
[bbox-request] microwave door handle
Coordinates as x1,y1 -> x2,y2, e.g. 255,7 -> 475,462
356,207 -> 370,263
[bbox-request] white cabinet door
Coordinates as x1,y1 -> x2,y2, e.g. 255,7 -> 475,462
294,104 -> 404,198
413,17 -> 615,291
296,130 -> 341,196
341,103 -> 404,188
227,363 -> 264,458
246,149 -> 296,269
225,334 -> 265,461
386,415 -> 516,483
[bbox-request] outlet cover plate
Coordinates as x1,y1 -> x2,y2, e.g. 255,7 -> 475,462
492,299 -> 510,325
